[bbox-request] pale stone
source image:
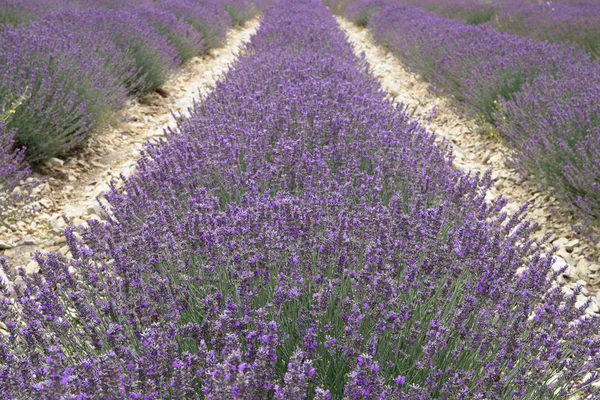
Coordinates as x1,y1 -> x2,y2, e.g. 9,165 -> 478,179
18,237 -> 37,246
38,198 -> 53,209
48,214 -> 67,233
44,157 -> 64,168
25,261 -> 40,275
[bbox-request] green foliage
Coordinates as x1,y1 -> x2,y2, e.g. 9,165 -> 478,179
223,3 -> 252,26
6,64 -> 112,162
355,10 -> 370,27
465,8 -> 494,25
0,8 -> 30,27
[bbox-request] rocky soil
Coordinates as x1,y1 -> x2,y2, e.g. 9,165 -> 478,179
0,19 -> 260,279
337,17 -> 600,315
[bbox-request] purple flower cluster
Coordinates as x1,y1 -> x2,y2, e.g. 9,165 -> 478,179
1,0 -> 599,398
336,0 -> 600,233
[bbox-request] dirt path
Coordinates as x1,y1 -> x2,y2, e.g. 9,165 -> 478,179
337,17 -> 600,312
0,18 -> 260,275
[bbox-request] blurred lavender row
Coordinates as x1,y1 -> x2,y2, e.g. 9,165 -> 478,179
0,0 -> 258,219
375,0 -> 600,61
2,0 -> 599,397
333,0 -> 600,235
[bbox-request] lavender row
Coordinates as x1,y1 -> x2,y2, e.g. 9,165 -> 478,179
333,0 -> 600,235
381,0 -> 600,61
1,0 -> 599,398
0,0 -> 257,220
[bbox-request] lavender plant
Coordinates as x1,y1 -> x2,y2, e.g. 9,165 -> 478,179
336,0 -> 600,233
0,121 -> 31,221
497,60 -> 600,230
0,22 -> 128,161
42,8 -> 181,95
222,0 -> 256,26
1,0 -> 599,398
158,0 -> 232,49
138,6 -> 207,63
387,0 -> 600,61
0,0 -> 252,163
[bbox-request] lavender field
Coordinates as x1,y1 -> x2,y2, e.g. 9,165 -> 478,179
1,0 -> 600,398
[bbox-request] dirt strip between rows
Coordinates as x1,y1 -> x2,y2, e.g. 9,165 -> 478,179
337,17 -> 600,313
0,18 -> 260,279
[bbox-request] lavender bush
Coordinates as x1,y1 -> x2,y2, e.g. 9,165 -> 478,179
336,0 -> 600,233
0,121 -> 31,221
222,0 -> 256,25
1,0 -> 599,398
390,0 -> 600,61
497,59 -> 600,229
138,6 -> 206,63
0,0 -> 254,165
0,21 -> 128,161
158,0 -> 232,49
41,8 -> 180,95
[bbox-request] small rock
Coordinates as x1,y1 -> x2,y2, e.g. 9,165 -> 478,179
38,198 -> 53,209
589,264 -> 600,272
565,239 -> 580,252
18,237 -> 37,246
89,183 -> 110,199
575,293 -> 589,308
589,297 -> 600,314
12,276 -> 25,294
86,203 -> 104,216
64,204 -> 85,219
91,160 -> 107,169
48,214 -> 67,234
481,150 -> 491,164
552,237 -> 569,248
54,237 -> 66,245
44,157 -> 64,168
503,202 -> 520,216
576,280 -> 589,294
25,261 -> 40,275
73,218 -> 85,227
556,249 -> 575,266
120,161 -> 136,179
156,87 -> 170,98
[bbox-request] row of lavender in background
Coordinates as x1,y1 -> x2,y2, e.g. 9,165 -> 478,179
379,0 -> 600,61
2,0 -> 599,397
331,0 -> 600,236
0,0 -> 257,222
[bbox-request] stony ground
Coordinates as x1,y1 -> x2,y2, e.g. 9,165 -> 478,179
0,19 -> 260,278
337,17 -> 600,315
